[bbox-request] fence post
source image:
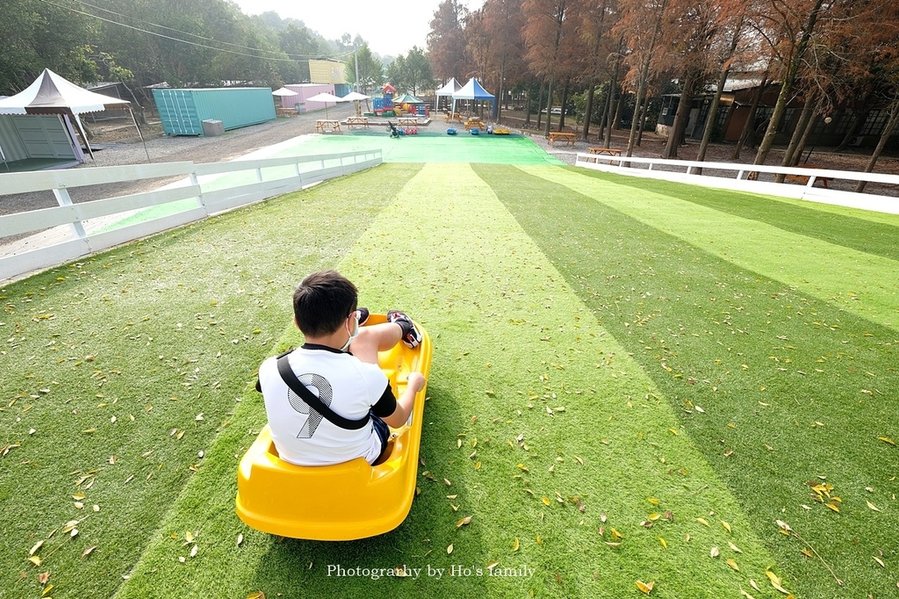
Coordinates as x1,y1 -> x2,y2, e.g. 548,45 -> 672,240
53,187 -> 87,239
190,172 -> 208,216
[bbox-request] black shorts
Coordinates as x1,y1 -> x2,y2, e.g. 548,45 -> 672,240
371,412 -> 390,463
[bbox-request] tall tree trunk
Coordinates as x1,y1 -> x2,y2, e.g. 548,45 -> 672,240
732,72 -> 768,160
855,96 -> 899,193
697,21 -> 742,168
584,85 -> 596,140
524,89 -> 532,127
836,106 -> 869,151
559,79 -> 570,131
626,0 -> 669,157
780,93 -> 819,170
604,48 -> 623,146
536,83 -> 545,129
636,87 -> 650,146
496,55 -> 506,121
663,71 -> 695,159
543,77 -> 555,137
754,0 -> 826,165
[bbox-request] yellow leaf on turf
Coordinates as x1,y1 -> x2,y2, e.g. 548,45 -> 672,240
447,544 -> 454,554
696,517 -> 710,527
727,558 -> 739,571
877,436 -> 895,446
541,497 -> 551,506
721,520 -> 732,533
29,540 -> 44,556
766,570 -> 789,594
246,592 -> 266,599
455,515 -> 472,528
636,580 -> 655,594
512,537 -> 520,552
658,537 -> 667,549
866,500 -> 882,512
28,556 -> 42,566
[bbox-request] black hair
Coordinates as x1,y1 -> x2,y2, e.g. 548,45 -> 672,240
292,270 -> 358,337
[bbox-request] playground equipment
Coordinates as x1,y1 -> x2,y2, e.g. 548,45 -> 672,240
235,314 -> 433,540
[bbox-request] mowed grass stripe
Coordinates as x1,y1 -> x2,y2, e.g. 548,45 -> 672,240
118,163 -> 777,598
0,164 -> 419,599
476,163 -> 899,598
562,167 -> 899,262
524,165 -> 899,332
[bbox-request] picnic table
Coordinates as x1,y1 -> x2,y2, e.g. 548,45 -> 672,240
464,118 -> 485,131
315,119 -> 341,133
445,112 -> 463,123
345,116 -> 369,129
587,146 -> 622,156
547,131 -> 576,145
398,117 -> 419,127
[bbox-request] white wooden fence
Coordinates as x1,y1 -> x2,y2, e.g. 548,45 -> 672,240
0,149 -> 382,282
574,153 -> 899,215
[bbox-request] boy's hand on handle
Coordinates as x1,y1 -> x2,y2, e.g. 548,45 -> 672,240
407,372 -> 426,393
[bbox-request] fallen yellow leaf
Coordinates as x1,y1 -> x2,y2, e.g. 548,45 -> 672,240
636,580 -> 655,595
721,520 -> 732,533
726,558 -> 739,571
455,515 -> 472,529
766,570 -> 790,594
696,517 -> 710,527
512,537 -> 520,552
447,544 -> 454,554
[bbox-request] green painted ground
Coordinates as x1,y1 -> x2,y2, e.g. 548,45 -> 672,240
1,154 -> 896,598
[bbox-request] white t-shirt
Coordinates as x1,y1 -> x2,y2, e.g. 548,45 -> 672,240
258,344 -> 396,466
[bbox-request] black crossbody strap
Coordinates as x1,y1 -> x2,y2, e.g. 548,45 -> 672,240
276,354 -> 370,430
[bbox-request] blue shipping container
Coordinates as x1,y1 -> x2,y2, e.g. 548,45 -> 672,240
152,88 -> 276,136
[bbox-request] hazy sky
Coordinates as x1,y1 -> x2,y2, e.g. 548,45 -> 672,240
232,0 -> 484,57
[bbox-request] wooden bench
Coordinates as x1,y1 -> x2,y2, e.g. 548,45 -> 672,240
398,117 -> 419,127
345,116 -> 369,129
445,112 -> 463,123
315,119 -> 341,133
548,132 -> 577,146
784,163 -> 832,188
587,146 -> 621,156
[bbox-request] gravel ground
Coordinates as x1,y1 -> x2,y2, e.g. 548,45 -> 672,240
3,104 -> 897,218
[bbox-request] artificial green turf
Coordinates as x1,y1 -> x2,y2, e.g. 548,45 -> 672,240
274,131 -> 565,165
112,163 -> 779,599
475,163 -> 899,598
562,167 -> 899,261
2,158 -> 896,598
524,165 -> 899,332
0,164 -> 422,599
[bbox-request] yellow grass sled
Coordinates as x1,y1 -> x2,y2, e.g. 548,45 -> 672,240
235,314 -> 432,541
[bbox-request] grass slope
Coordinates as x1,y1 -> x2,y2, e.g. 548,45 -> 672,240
0,164 -> 421,598
475,164 -> 899,598
566,169 -> 899,261
114,164 -> 778,599
524,166 -> 899,331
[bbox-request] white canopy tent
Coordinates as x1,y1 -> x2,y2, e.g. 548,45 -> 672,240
305,92 -> 343,118
0,68 -> 147,161
435,78 -> 461,113
450,78 -> 495,119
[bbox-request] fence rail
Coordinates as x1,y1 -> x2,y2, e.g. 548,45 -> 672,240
1,149 -> 382,282
574,153 -> 899,215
